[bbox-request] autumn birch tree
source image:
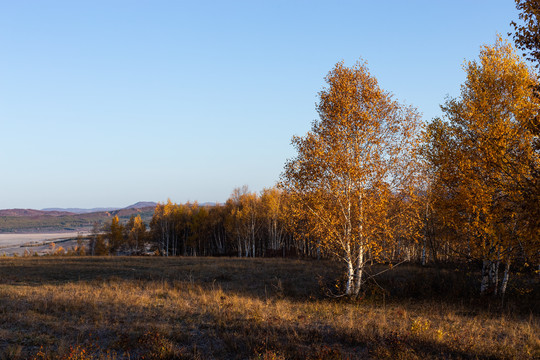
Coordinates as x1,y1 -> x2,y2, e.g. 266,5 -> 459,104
150,200 -> 175,256
126,214 -> 147,253
261,187 -> 287,254
424,38 -> 540,295
108,215 -> 124,254
281,61 -> 422,297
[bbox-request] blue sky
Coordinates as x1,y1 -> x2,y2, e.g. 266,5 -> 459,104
0,1 -> 519,209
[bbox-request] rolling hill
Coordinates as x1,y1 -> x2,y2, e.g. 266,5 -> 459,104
0,209 -> 75,217
41,201 -> 157,214
0,202 -> 157,233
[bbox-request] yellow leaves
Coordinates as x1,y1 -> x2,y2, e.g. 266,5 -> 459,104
282,60 -> 422,266
427,37 -> 540,260
133,214 -> 144,228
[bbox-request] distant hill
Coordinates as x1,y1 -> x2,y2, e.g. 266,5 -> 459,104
0,209 -> 76,217
123,201 -> 157,209
41,207 -> 118,214
0,202 -> 157,233
41,202 -> 157,214
200,202 -> 217,207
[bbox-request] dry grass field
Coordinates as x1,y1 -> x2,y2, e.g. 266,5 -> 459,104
0,257 -> 537,359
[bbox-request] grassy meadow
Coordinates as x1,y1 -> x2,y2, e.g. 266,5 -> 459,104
0,257 -> 537,359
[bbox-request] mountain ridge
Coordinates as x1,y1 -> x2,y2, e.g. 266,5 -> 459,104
0,202 -> 158,217
0,209 -> 76,217
40,201 -> 158,214
0,203 -> 157,233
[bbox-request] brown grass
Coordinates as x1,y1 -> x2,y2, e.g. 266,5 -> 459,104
0,257 -> 538,359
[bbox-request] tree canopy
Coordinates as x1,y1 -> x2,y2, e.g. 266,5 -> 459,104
281,61 -> 422,297
511,0 -> 540,69
424,37 -> 540,294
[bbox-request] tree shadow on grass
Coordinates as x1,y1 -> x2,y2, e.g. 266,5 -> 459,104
0,288 -> 524,360
0,257 -> 338,301
0,257 -> 537,317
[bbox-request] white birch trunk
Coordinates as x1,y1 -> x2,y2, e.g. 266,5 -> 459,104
490,260 -> 498,293
238,236 -> 242,257
422,190 -> 429,266
480,259 -> 491,294
493,260 -> 500,296
345,257 -> 355,296
421,240 -> 426,266
353,245 -> 364,297
500,261 -> 510,296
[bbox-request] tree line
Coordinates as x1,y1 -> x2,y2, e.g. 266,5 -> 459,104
89,187 -> 314,258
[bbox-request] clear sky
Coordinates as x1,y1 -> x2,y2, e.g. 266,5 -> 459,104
0,0 -> 520,209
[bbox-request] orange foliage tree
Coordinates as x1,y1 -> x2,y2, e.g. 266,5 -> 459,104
281,61 -> 422,297
126,214 -> 147,253
424,38 -> 540,295
107,215 -> 124,254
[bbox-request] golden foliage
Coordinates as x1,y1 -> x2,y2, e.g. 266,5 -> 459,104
424,37 -> 540,293
281,60 -> 422,296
